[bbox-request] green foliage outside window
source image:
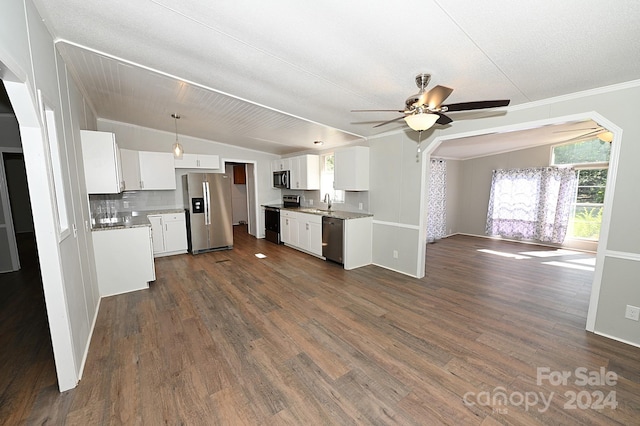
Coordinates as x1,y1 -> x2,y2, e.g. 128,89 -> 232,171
552,138 -> 610,241
552,138 -> 610,165
571,206 -> 603,240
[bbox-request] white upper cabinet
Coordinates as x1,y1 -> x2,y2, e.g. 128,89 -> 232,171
120,148 -> 141,191
80,130 -> 124,194
121,150 -> 176,190
334,146 -> 369,191
174,153 -> 220,169
271,158 -> 291,172
290,154 -> 320,190
138,151 -> 176,190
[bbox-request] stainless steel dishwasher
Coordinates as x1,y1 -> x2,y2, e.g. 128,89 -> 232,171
322,216 -> 344,264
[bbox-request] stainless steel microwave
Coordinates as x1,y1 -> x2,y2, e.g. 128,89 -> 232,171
273,170 -> 290,189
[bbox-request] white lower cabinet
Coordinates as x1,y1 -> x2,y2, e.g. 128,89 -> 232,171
296,212 -> 323,256
343,216 -> 372,270
92,226 -> 155,297
280,210 -> 299,246
147,212 -> 188,257
282,211 -> 322,257
279,209 -> 372,268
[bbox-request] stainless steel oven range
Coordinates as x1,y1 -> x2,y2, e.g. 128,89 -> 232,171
264,195 -> 300,244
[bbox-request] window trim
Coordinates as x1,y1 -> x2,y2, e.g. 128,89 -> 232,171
38,90 -> 71,242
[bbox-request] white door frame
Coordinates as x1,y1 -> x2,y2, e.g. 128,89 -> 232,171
223,158 -> 259,237
3,75 -> 79,390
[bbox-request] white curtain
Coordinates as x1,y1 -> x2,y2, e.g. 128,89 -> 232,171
427,159 -> 447,243
486,167 -> 577,243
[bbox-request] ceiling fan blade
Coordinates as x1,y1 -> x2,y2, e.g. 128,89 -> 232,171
435,112 -> 453,125
417,85 -> 454,108
373,115 -> 406,128
351,109 -> 405,113
443,99 -> 510,112
553,126 -> 600,133
574,130 -> 605,139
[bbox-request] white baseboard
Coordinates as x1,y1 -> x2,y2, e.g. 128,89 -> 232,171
592,331 -> 640,349
372,262 -> 419,279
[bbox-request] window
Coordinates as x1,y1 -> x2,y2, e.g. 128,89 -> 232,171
40,91 -> 70,239
485,167 -> 577,243
551,138 -> 610,241
320,153 -> 344,204
552,138 -> 610,165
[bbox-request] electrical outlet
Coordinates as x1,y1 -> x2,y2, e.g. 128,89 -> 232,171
625,305 -> 640,321
358,202 -> 363,210
393,250 -> 398,259
309,199 -> 313,206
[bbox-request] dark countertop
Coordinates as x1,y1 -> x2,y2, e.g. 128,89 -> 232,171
262,204 -> 373,220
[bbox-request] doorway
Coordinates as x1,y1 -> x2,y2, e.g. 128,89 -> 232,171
0,81 -> 57,419
418,112 -> 622,333
224,160 -> 258,237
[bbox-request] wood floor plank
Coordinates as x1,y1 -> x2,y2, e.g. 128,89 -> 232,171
3,228 -> 640,425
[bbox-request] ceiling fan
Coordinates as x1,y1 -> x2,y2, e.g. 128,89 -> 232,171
352,73 -> 510,131
554,126 -> 614,143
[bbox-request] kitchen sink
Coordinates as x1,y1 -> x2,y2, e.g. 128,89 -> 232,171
93,216 -> 132,226
300,208 -> 333,215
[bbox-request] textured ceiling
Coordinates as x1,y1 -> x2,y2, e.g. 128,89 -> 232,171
31,0 -> 640,155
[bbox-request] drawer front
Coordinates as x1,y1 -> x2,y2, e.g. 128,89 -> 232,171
163,213 -> 185,222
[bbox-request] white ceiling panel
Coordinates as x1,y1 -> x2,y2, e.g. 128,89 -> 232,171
32,0 -> 640,154
432,119 -> 609,160
57,43 -> 360,154
437,1 -> 640,101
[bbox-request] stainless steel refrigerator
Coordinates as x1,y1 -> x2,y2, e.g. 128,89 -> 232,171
184,173 -> 233,253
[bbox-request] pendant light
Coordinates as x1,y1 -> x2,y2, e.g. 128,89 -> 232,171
171,113 -> 184,158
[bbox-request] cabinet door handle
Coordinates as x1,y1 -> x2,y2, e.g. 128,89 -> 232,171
306,223 -> 309,230
165,224 -> 168,232
140,180 -> 144,189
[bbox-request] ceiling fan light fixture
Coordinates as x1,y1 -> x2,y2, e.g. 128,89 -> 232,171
404,112 -> 438,131
171,113 -> 184,159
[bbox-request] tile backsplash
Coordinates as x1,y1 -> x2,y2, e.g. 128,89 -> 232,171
285,190 -> 370,212
89,190 -> 182,219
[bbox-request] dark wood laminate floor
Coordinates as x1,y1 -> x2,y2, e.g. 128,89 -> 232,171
3,227 -> 640,425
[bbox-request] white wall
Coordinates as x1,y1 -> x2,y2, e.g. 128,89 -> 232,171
1,0 -> 100,391
455,144 -> 551,234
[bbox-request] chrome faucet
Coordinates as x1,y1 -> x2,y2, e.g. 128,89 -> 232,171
323,193 -> 332,211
